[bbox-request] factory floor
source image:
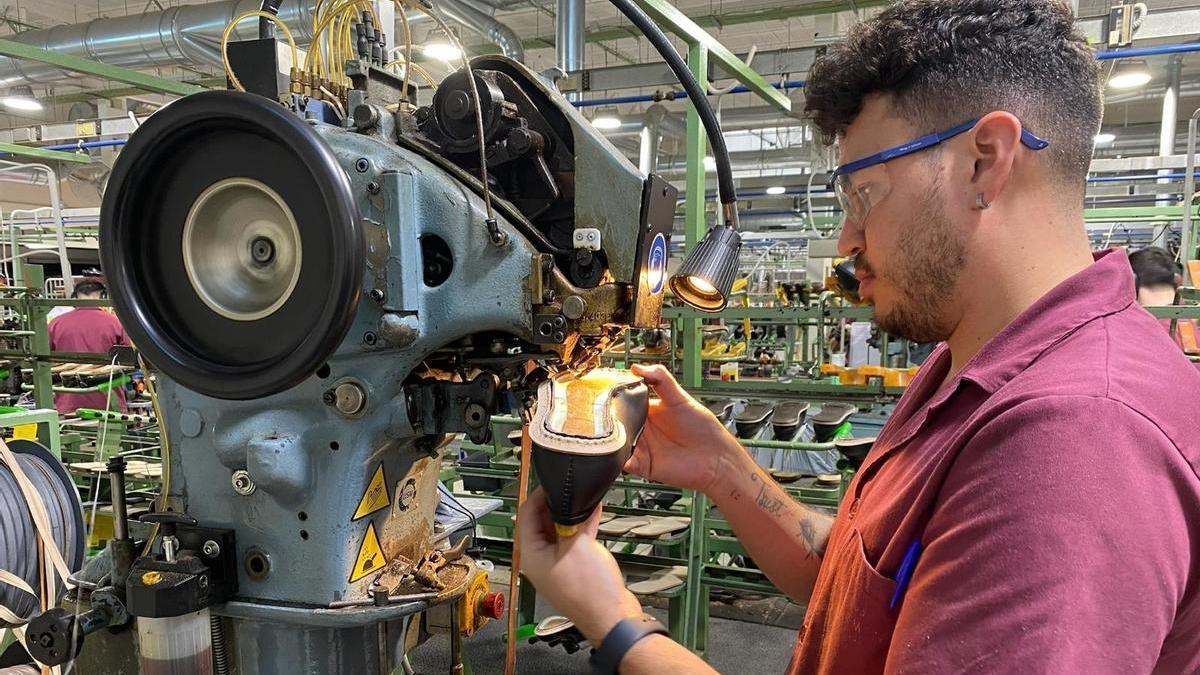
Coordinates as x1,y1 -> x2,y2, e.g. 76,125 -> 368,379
407,567 -> 800,674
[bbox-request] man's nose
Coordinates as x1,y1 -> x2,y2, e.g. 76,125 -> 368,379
837,219 -> 864,258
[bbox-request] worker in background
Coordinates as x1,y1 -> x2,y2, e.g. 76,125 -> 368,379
48,278 -> 129,415
517,0 -> 1200,672
1128,246 -> 1200,356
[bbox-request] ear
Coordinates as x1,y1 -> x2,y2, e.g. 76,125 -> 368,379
968,111 -> 1023,208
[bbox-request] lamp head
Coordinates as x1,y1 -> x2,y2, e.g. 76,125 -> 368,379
668,224 -> 742,311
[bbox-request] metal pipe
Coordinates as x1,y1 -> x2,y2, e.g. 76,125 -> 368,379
1182,108 -> 1200,285
107,458 -> 129,541
557,0 -> 584,99
575,43 -> 1200,108
574,80 -> 806,108
40,139 -> 128,152
0,0 -> 322,87
1095,43 -> 1200,59
1156,56 -> 1181,221
437,0 -> 525,62
638,103 -> 668,174
0,166 -> 49,186
0,165 -> 71,296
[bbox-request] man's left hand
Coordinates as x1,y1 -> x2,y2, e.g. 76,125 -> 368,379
517,487 -> 643,641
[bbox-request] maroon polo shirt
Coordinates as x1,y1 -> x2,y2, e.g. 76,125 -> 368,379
789,250 -> 1200,673
48,307 -> 128,415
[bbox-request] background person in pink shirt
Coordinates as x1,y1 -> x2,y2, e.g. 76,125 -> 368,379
48,278 -> 129,415
516,0 -> 1200,672
1129,246 -> 1200,356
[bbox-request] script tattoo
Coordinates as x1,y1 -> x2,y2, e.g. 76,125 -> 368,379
749,472 -> 786,517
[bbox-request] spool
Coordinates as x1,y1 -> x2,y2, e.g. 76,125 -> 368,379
100,90 -> 363,400
0,440 -> 85,625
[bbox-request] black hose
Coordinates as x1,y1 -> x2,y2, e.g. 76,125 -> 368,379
605,0 -> 738,219
260,0 -> 285,39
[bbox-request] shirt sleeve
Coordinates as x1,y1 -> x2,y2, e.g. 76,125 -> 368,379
112,315 -> 129,347
885,396 -> 1192,674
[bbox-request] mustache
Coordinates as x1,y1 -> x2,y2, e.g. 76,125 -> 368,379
851,253 -> 874,277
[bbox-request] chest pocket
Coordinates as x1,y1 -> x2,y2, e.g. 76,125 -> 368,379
795,528 -> 899,675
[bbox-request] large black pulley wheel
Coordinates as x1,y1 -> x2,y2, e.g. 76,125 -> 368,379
100,91 -> 363,400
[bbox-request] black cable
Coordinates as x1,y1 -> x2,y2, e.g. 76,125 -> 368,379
605,0 -> 739,222
437,481 -> 479,543
260,0 -> 284,39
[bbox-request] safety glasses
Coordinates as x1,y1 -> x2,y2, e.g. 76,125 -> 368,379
829,117 -> 1050,224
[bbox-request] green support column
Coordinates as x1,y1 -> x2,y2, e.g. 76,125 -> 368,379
23,265 -> 54,413
681,43 -> 708,391
681,42 -> 709,655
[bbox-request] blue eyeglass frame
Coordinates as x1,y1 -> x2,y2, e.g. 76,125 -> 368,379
830,117 -> 1050,180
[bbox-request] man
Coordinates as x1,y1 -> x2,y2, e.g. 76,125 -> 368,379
48,278 -> 129,415
518,0 -> 1200,672
1129,246 -> 1199,355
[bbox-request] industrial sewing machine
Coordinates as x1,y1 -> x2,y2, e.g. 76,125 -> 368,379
13,49 -> 676,674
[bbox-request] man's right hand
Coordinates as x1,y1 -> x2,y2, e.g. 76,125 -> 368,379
626,364 -> 743,492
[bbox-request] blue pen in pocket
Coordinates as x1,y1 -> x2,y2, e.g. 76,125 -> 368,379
890,539 -> 923,609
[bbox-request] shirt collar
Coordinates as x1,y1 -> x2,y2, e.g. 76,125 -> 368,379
957,248 -> 1134,393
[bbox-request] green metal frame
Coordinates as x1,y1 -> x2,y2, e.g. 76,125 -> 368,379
0,38 -> 205,97
0,267 -> 131,409
0,407 -> 61,457
632,0 -> 791,113
0,141 -> 93,164
492,0 -> 890,53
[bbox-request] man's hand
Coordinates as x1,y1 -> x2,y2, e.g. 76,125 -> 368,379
629,364 -> 833,603
626,364 -> 743,492
516,488 -> 642,642
517,488 -> 719,675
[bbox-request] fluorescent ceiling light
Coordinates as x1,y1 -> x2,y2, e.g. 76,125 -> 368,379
422,43 -> 463,62
765,186 -> 787,195
703,156 -> 716,172
1108,60 -> 1151,90
591,115 -> 622,130
1094,132 -> 1116,145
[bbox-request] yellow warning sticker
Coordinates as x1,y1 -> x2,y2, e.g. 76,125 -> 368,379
349,522 -> 387,583
353,464 -> 389,521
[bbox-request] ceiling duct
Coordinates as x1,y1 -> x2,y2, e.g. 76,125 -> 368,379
0,0 -> 318,88
0,0 -> 525,89
437,0 -> 525,61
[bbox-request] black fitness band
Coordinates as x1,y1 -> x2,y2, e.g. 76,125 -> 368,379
589,615 -> 670,674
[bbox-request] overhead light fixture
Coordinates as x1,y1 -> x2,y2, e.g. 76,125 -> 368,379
591,114 -> 622,130
1,85 -> 42,112
703,156 -> 717,172
1108,60 -> 1151,90
422,42 -> 463,62
669,223 -> 743,311
765,186 -> 787,195
1094,132 -> 1116,145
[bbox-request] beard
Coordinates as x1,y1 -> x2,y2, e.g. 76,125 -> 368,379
860,181 -> 966,344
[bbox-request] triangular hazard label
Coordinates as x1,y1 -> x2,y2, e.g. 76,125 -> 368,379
353,464 -> 389,520
349,522 -> 387,583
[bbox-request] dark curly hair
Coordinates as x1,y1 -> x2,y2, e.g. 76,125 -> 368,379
1128,247 -> 1180,289
804,0 -> 1101,187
